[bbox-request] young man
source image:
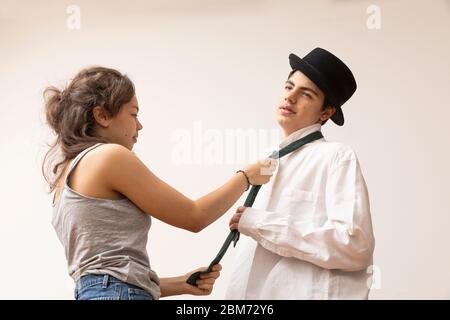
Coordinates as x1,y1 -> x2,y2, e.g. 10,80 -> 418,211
226,48 -> 375,299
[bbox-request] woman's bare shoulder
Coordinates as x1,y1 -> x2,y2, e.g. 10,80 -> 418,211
64,143 -> 135,200
87,143 -> 136,165
86,143 -> 146,182
93,143 -> 132,155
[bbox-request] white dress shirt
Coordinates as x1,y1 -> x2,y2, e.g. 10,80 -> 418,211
225,123 -> 375,300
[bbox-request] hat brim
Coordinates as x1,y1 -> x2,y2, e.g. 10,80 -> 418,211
331,106 -> 344,126
289,53 -> 344,126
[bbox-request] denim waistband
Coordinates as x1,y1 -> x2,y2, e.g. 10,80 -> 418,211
76,274 -> 124,290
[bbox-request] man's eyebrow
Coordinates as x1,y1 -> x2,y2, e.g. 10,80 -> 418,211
285,80 -> 295,87
285,80 -> 319,97
299,86 -> 319,97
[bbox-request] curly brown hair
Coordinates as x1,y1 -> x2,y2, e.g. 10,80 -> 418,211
42,66 -> 135,193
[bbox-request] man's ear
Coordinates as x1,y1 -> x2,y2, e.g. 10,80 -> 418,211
93,106 -> 112,128
320,106 -> 336,122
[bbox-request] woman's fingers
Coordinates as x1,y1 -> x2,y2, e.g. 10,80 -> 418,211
196,277 -> 216,285
229,221 -> 238,229
194,264 -> 221,291
197,284 -> 213,291
198,264 -> 221,280
211,264 -> 222,272
229,213 -> 242,225
187,264 -> 222,295
229,208 -> 244,230
229,207 -> 245,224
264,158 -> 278,170
197,264 -> 221,274
199,271 -> 220,280
193,279 -> 215,294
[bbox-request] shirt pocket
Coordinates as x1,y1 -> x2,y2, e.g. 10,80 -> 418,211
279,188 -> 318,220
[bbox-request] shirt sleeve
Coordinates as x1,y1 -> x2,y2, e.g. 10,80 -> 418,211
238,148 -> 375,272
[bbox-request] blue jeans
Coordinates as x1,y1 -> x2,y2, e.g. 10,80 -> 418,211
75,274 -> 154,300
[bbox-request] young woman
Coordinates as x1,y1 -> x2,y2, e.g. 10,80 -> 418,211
42,66 -> 276,300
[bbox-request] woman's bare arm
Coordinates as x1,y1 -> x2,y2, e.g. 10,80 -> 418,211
101,143 -> 273,232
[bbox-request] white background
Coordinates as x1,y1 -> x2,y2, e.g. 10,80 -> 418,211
0,0 -> 449,299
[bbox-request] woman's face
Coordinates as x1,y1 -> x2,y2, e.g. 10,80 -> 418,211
107,95 -> 143,150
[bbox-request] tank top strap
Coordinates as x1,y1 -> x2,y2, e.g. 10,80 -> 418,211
64,142 -> 105,187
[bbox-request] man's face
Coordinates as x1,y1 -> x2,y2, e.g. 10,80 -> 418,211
276,70 -> 334,136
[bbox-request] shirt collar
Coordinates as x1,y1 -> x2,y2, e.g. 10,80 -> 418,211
279,123 -> 322,149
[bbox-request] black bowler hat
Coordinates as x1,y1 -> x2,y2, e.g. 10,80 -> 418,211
289,48 -> 357,126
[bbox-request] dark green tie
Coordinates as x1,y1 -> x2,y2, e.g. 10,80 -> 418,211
186,130 -> 324,285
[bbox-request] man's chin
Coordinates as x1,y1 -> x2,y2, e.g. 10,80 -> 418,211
277,115 -> 293,128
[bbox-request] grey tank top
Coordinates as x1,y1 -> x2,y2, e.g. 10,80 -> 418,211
51,143 -> 161,299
